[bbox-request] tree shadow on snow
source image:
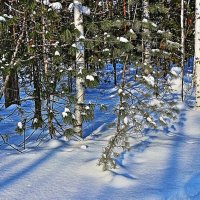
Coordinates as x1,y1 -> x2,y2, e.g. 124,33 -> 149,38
159,111 -> 187,196
157,110 -> 200,198
0,139 -> 68,191
184,173 -> 200,199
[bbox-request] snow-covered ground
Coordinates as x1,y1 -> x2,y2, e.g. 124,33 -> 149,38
0,65 -> 199,199
0,107 -> 200,200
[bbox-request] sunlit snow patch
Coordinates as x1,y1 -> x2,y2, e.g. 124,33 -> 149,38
0,16 -> 6,22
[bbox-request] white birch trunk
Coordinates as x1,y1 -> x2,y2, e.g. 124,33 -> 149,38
181,0 -> 185,101
74,0 -> 85,136
143,0 -> 151,69
195,0 -> 200,110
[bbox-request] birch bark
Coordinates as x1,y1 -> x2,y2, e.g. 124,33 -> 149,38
74,1 -> 85,137
195,0 -> 200,109
143,0 -> 151,68
181,0 -> 185,101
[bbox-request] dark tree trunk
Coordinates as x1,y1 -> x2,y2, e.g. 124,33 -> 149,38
33,64 -> 42,125
4,70 -> 20,108
68,71 -> 73,93
113,60 -> 117,86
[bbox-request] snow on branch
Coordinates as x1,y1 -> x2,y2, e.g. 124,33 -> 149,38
68,2 -> 90,15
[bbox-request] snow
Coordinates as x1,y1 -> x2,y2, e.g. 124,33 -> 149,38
72,43 -> 76,48
52,41 -> 59,47
64,108 -> 70,113
152,49 -> 160,53
3,14 -> 13,19
92,72 -> 97,77
129,29 -> 134,33
68,3 -> 74,12
85,106 -> 90,110
171,67 -> 181,77
79,35 -> 85,40
72,114 -> 75,119
33,118 -> 38,124
2,55 -> 6,61
166,40 -> 180,47
117,37 -> 129,43
17,122 -> 23,129
143,75 -> 155,86
68,3 -> 90,15
123,116 -> 129,125
0,60 -> 199,200
54,50 -> 60,56
118,88 -> 123,94
0,16 -> 6,22
80,145 -> 88,149
120,106 -> 125,110
160,117 -> 167,125
151,22 -> 157,27
43,0 -> 50,6
62,112 -> 68,118
147,117 -> 156,126
86,75 -> 95,81
49,2 -> 62,11
81,6 -> 90,15
103,48 -> 109,52
98,2 -> 102,6
157,30 -> 165,34
1,108 -> 200,199
143,18 -> 148,23
62,108 -> 70,118
81,112 -> 86,115
142,19 -> 157,27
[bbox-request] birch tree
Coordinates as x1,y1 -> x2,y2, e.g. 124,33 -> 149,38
143,0 -> 151,69
195,0 -> 200,109
181,0 -> 185,101
73,0 -> 85,137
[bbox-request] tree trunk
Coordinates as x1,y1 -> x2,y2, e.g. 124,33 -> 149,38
73,0 -> 85,137
117,55 -> 129,132
143,0 -> 151,69
33,63 -> 42,125
113,59 -> 117,86
1,15 -> 26,107
41,11 -> 54,137
195,0 -> 200,109
68,71 -> 73,93
4,70 -> 20,108
123,0 -> 127,17
181,0 -> 185,101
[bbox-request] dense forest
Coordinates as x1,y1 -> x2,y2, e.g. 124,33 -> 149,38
2,1 -> 200,200
0,0 -> 198,170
